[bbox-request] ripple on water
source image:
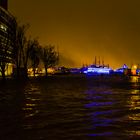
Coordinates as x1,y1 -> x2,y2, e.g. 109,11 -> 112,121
0,76 -> 140,139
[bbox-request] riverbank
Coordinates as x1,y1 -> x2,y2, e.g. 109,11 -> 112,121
0,73 -> 140,83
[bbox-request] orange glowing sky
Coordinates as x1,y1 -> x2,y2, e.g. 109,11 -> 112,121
9,0 -> 140,68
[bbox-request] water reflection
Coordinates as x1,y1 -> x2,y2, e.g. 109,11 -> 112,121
0,76 -> 140,139
126,86 -> 140,137
23,82 -> 42,122
84,84 -> 118,137
0,81 -> 27,140
130,76 -> 140,83
129,76 -> 140,122
129,89 -> 140,110
84,76 -> 140,138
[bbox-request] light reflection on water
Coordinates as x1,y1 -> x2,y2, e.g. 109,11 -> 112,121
0,75 -> 140,139
127,85 -> 140,137
23,83 -> 41,118
85,76 -> 140,139
22,82 -> 43,133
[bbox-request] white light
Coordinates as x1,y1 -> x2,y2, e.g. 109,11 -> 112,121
0,24 -> 7,31
85,67 -> 111,74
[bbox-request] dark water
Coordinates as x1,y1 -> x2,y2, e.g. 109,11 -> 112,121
0,75 -> 140,140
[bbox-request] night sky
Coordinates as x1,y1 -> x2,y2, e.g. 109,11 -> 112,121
9,0 -> 140,68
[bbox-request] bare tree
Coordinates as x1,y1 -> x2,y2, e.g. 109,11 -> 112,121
28,39 -> 40,77
39,45 -> 59,77
13,21 -> 29,78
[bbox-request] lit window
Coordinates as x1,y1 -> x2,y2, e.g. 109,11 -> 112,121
0,24 -> 7,31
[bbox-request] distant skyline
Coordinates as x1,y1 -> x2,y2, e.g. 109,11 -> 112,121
9,0 -> 140,68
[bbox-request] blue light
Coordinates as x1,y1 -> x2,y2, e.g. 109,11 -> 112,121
84,67 -> 112,75
88,132 -> 113,137
83,70 -> 88,74
85,101 -> 113,108
123,64 -> 128,69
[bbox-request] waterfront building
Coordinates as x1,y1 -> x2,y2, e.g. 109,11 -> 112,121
0,0 -> 16,76
0,0 -> 8,10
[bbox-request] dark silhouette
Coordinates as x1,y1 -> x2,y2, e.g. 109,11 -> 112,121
13,20 -> 30,78
28,39 -> 40,77
1,17 -> 60,80
39,45 -> 59,77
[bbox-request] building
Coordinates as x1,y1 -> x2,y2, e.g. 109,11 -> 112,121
0,0 -> 16,76
0,0 -> 8,10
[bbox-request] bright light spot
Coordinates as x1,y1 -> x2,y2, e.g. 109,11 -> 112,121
84,67 -> 112,74
132,65 -> 137,69
47,67 -> 55,74
0,24 -> 7,31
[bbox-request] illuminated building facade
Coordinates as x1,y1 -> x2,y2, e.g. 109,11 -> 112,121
0,0 -> 16,76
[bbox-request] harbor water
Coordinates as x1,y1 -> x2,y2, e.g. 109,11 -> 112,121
0,75 -> 140,140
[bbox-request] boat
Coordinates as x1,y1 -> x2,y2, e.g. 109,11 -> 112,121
83,56 -> 113,75
83,64 -> 113,75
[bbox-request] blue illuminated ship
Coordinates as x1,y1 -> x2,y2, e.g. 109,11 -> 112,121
83,64 -> 113,75
83,57 -> 113,75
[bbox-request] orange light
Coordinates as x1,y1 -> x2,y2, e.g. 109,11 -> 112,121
132,65 -> 137,69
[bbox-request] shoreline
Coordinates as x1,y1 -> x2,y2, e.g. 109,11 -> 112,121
0,73 -> 140,84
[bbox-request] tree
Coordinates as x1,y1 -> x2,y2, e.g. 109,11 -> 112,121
21,38 -> 39,77
39,45 -> 59,77
21,38 -> 30,77
28,39 -> 40,77
13,21 -> 29,78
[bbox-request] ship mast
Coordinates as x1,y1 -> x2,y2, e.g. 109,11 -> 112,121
98,56 -> 100,66
94,56 -> 97,65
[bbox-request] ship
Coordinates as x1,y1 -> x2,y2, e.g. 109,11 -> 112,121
83,56 -> 113,75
